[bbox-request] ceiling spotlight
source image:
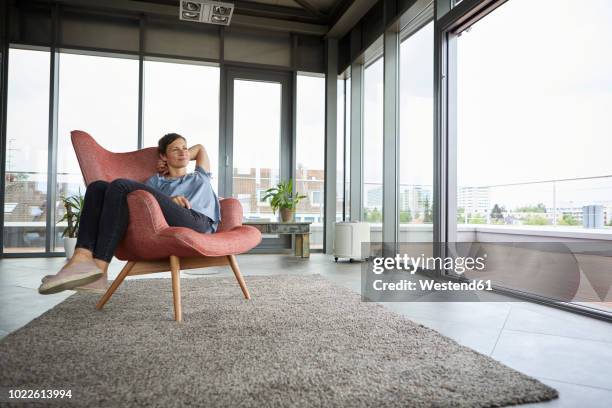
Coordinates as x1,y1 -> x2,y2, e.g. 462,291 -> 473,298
179,0 -> 234,26
182,1 -> 201,12
211,15 -> 228,23
213,5 -> 230,15
182,11 -> 200,20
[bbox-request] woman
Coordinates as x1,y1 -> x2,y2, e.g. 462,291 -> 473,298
39,133 -> 220,295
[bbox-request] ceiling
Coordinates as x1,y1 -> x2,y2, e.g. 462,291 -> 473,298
39,0 -> 378,38
132,0 -> 351,25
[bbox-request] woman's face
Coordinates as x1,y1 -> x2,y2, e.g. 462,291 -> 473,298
162,137 -> 189,168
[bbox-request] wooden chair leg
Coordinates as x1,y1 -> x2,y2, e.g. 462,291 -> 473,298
170,256 -> 182,322
96,261 -> 135,310
227,255 -> 251,300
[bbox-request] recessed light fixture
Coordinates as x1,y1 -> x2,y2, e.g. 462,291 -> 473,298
179,0 -> 235,26
183,2 -> 201,12
181,11 -> 200,20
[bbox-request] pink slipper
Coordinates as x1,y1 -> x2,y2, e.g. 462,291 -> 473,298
41,274 -> 109,294
38,262 -> 104,295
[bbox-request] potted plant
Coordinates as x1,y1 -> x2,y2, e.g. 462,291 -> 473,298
262,179 -> 306,223
57,191 -> 84,259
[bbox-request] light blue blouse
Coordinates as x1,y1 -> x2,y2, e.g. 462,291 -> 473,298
145,166 -> 221,232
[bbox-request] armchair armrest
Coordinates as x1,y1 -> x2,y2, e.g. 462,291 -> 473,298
218,198 -> 243,232
126,190 -> 169,235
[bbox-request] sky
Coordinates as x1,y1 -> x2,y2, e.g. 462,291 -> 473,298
457,0 -> 612,187
361,21 -> 434,188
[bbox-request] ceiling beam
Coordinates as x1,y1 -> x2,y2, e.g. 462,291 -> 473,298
329,0 -> 353,22
291,0 -> 329,20
234,1 -> 320,20
325,0 -> 378,39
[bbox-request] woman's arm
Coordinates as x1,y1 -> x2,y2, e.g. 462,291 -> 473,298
189,144 -> 211,173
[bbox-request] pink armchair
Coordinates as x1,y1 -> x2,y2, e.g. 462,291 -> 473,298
71,130 -> 262,321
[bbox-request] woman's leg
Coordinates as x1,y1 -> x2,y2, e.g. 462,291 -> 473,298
92,178 -> 211,262
69,180 -> 112,292
39,181 -> 110,294
74,180 -> 109,255
40,178 -> 210,294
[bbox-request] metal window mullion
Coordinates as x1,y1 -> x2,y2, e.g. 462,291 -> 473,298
218,28 -> 228,198
324,38 -> 338,254
382,29 -> 399,255
434,14 -> 457,273
46,7 -> 60,254
342,78 -> 347,222
445,33 -> 457,246
0,1 -> 9,256
433,19 -> 446,268
137,15 -> 145,149
349,62 -> 363,221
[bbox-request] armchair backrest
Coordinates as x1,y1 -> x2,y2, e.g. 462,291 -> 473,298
71,130 -> 158,185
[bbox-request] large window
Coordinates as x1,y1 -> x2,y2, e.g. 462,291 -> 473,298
454,0 -> 612,314
363,57 -> 384,232
232,79 -> 281,221
56,53 -> 139,250
296,74 -> 325,248
457,0 -> 612,232
399,22 -> 434,241
3,48 -> 50,253
144,60 -> 219,190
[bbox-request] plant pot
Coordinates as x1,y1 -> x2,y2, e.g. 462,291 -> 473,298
280,208 -> 295,223
64,237 -> 77,259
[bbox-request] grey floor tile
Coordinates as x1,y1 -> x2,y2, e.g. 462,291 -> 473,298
405,316 -> 502,356
381,300 -> 512,331
505,303 -> 612,343
0,291 -> 74,333
521,378 -> 612,407
492,330 -> 612,390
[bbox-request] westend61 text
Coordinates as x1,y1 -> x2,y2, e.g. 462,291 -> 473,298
372,279 -> 493,292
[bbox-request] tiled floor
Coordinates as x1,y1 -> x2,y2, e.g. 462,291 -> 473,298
1,254 -> 611,407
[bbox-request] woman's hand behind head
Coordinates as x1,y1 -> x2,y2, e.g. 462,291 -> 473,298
157,159 -> 169,176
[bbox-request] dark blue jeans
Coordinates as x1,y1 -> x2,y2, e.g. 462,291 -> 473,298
76,179 -> 213,262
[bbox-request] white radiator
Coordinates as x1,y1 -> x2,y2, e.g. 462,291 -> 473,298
333,222 -> 370,262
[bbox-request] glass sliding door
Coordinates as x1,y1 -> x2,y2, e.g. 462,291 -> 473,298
226,68 -> 291,225
232,79 -> 280,221
399,21 -> 434,243
3,48 -> 50,253
453,0 -> 612,314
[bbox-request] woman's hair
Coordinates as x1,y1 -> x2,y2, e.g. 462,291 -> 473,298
158,133 -> 186,155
